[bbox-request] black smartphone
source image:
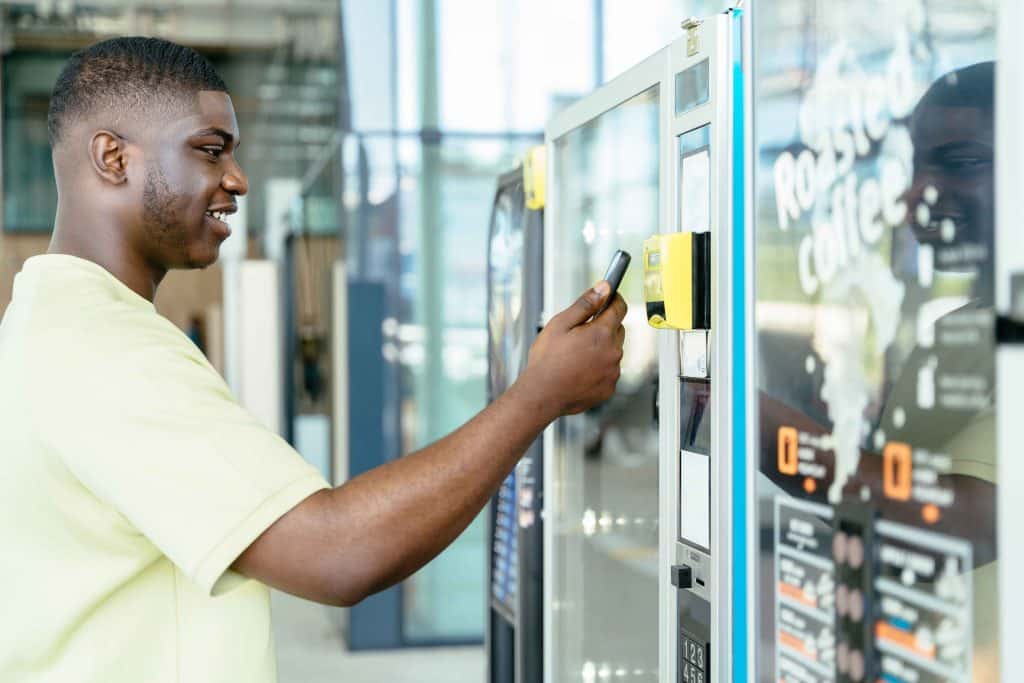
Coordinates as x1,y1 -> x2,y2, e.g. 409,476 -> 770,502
594,249 -> 631,318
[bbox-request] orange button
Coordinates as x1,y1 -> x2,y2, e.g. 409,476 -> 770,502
883,442 -> 912,501
778,427 -> 799,476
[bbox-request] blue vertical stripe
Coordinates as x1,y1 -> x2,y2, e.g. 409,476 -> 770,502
730,9 -> 749,682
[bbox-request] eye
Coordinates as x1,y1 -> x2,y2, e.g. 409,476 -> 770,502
946,156 -> 989,170
200,146 -> 224,159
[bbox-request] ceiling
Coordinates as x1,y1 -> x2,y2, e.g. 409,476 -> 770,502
0,0 -> 339,59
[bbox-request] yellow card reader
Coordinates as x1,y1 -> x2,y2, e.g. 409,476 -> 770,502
643,232 -> 711,330
523,146 -> 546,211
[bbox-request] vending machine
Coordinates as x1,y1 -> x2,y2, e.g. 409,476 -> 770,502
486,148 -> 546,683
543,2 -> 1019,681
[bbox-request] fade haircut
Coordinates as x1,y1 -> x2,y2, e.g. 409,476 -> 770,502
47,36 -> 227,147
914,61 -> 994,121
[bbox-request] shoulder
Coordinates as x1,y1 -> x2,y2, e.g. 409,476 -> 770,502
27,295 -> 229,416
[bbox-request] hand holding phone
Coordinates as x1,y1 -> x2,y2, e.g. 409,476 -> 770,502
524,249 -> 631,417
594,249 -> 631,319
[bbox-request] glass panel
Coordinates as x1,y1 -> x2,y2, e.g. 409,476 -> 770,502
550,84 -> 660,680
2,54 -> 64,232
679,125 -> 711,233
753,3 -> 997,682
675,60 -> 710,116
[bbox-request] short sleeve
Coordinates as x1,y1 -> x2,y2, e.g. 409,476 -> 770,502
945,409 -> 996,483
41,325 -> 331,596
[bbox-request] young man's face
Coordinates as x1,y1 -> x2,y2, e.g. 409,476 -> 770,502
907,103 -> 994,273
131,90 -> 248,270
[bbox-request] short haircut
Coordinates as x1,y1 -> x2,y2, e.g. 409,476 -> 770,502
47,36 -> 227,147
915,61 -> 994,119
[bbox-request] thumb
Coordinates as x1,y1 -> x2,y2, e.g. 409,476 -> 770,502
553,281 -> 610,330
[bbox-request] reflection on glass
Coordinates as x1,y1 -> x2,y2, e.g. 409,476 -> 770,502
2,55 -> 63,231
550,85 -> 660,680
487,178 -> 527,618
489,186 -> 527,393
754,4 -> 997,682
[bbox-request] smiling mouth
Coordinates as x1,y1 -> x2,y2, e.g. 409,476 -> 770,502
203,207 -> 234,240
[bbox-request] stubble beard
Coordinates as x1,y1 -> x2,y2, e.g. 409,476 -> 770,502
142,163 -> 203,268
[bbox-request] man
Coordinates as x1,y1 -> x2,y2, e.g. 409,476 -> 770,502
0,37 -> 627,682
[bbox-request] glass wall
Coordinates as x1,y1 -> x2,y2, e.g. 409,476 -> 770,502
2,53 -> 62,231
752,2 -> 998,681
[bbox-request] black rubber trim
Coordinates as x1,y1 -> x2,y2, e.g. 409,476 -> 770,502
996,315 -> 1024,345
647,300 -> 667,323
691,232 -> 711,330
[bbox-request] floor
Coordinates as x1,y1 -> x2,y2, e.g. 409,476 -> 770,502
271,590 -> 486,683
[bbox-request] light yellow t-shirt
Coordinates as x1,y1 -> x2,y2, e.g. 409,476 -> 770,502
0,254 -> 331,682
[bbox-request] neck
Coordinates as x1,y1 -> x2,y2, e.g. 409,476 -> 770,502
50,207 -> 165,302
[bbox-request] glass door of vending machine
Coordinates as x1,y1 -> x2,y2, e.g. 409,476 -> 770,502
487,150 -> 546,683
750,2 -> 1004,682
544,52 -> 665,683
654,12 -> 748,683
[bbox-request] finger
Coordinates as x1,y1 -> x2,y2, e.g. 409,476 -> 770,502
593,293 -> 627,329
615,324 -> 626,349
551,281 -> 610,331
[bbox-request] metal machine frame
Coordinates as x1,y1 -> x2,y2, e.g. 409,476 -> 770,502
660,12 -> 748,683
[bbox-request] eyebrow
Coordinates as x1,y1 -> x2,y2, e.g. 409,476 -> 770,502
190,127 -> 239,147
923,141 -> 993,158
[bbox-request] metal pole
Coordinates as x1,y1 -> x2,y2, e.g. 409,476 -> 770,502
419,0 -> 444,445
593,0 -> 604,87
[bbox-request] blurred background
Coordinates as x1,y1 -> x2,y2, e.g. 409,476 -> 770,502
0,0 -> 728,679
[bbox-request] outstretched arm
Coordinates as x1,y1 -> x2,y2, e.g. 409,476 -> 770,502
232,282 -> 628,606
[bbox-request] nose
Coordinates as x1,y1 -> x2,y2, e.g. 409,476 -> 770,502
903,171 -> 939,221
222,157 -> 249,197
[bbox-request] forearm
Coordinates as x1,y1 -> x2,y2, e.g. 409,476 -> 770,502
233,285 -> 626,606
315,371 -> 556,603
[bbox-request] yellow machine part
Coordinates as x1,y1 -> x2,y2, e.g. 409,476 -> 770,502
643,232 -> 708,330
523,146 -> 546,211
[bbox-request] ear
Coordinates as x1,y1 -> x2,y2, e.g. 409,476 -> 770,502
88,130 -> 129,185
